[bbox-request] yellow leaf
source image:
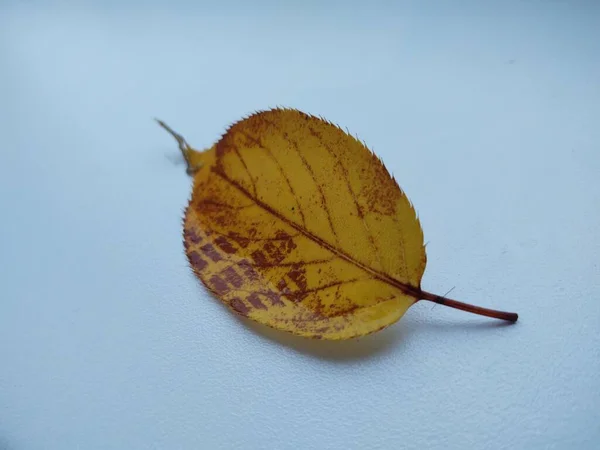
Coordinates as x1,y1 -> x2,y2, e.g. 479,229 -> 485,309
157,108 -> 518,340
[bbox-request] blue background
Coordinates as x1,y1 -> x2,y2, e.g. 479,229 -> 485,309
1,1 -> 599,449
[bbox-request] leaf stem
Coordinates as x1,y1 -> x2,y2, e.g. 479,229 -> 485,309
155,118 -> 197,175
419,290 -> 518,322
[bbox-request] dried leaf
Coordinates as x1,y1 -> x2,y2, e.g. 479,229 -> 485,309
158,108 -> 518,340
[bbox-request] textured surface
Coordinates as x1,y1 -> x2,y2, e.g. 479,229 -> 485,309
1,1 -> 599,449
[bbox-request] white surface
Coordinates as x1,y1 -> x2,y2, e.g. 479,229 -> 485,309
1,1 -> 599,449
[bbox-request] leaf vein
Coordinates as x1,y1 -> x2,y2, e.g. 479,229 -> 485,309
233,146 -> 258,197
295,277 -> 365,295
237,129 -> 307,228
199,199 -> 255,210
307,124 -> 384,271
212,167 -> 420,299
263,118 -> 339,244
207,226 -> 301,242
247,258 -> 335,268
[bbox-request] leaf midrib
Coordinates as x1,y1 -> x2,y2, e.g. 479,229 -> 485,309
212,167 -> 421,300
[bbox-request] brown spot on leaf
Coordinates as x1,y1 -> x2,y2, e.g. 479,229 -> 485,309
228,232 -> 250,248
237,259 -> 259,281
276,278 -> 289,293
214,236 -> 237,254
263,290 -> 285,307
287,264 -> 307,291
201,243 -> 222,262
222,266 -> 243,289
362,162 -> 399,216
211,211 -> 232,227
209,275 -> 229,295
274,230 -> 290,239
238,259 -> 259,281
251,250 -> 269,266
286,290 -> 309,303
263,241 -> 285,263
184,228 -> 202,244
247,293 -> 267,310
230,298 -> 250,316
188,251 -> 208,271
285,237 -> 297,253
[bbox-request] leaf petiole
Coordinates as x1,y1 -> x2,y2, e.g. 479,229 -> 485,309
419,290 -> 518,322
155,118 -> 199,175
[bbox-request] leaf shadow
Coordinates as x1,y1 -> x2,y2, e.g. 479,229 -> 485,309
197,284 -> 518,362
232,312 -> 518,362
0,436 -> 14,450
420,318 -> 518,331
165,151 -> 186,167
233,315 -> 418,362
